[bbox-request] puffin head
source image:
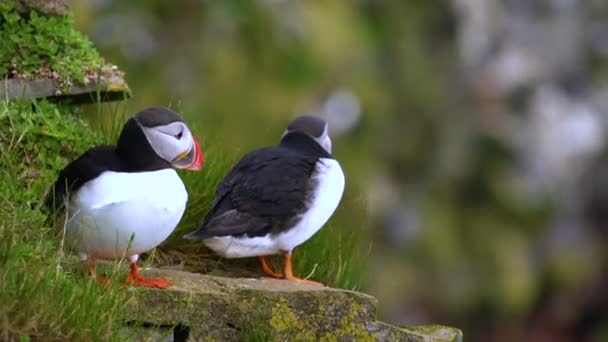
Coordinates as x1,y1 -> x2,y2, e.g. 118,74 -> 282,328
283,115 -> 332,154
118,107 -> 204,171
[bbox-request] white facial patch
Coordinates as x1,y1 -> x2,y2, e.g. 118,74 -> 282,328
140,121 -> 193,163
314,124 -> 332,154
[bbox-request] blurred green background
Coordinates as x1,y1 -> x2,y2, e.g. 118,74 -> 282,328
71,1 -> 608,341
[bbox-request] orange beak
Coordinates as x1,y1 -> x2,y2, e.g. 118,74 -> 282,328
172,137 -> 204,171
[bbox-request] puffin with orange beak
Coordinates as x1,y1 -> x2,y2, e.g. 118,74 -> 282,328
48,107 -> 203,288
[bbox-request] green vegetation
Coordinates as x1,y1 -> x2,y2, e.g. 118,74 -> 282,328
0,99 -> 131,340
0,1 -> 104,88
292,220 -> 366,290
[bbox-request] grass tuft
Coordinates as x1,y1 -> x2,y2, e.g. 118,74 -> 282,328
0,99 -> 133,340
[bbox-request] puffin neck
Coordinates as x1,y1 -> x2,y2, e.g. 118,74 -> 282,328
279,131 -> 332,158
116,118 -> 171,172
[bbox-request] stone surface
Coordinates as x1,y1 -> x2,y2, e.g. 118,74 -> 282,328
367,322 -> 462,342
0,0 -> 69,16
123,268 -> 462,341
1,72 -> 131,103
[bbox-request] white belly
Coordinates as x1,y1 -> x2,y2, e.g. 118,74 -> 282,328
65,169 -> 187,260
204,158 -> 345,258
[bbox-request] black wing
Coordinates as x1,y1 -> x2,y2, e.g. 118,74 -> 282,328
185,146 -> 319,239
46,146 -> 122,211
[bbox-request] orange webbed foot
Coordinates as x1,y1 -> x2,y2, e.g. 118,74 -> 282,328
124,274 -> 172,288
124,262 -> 172,288
282,252 -> 324,286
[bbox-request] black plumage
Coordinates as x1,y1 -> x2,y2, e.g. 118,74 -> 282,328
186,131 -> 333,239
47,146 -> 122,210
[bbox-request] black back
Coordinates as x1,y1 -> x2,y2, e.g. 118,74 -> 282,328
46,109 -> 178,211
46,146 -> 126,210
186,132 -> 332,239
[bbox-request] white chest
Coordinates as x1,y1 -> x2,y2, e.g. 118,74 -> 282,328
276,158 -> 345,252
66,169 -> 188,259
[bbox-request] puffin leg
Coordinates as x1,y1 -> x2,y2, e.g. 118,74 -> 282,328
87,257 -> 96,275
258,256 -> 284,279
83,254 -> 108,286
282,251 -> 323,286
124,255 -> 171,289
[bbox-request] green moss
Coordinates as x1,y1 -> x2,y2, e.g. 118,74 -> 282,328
0,1 -> 104,89
0,99 -> 102,203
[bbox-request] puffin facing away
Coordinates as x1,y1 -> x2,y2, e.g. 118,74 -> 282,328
48,107 -> 204,288
184,116 -> 344,285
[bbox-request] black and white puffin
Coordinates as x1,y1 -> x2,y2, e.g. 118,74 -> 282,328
184,115 -> 344,285
48,107 -> 204,288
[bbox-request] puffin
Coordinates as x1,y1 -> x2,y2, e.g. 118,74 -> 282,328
184,115 -> 344,285
47,107 -> 204,288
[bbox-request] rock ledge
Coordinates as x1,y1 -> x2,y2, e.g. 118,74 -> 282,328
125,268 -> 462,341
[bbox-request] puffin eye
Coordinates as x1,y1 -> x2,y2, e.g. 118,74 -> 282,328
175,131 -> 183,140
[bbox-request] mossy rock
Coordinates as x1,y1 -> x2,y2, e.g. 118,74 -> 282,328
123,268 -> 462,341
0,0 -> 131,103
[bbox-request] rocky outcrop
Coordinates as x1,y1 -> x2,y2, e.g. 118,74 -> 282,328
124,268 -> 462,341
0,0 -> 130,103
0,0 -> 69,16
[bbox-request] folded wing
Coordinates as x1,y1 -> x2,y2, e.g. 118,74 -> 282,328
184,147 -> 318,239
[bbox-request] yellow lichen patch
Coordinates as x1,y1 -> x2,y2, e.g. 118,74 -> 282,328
269,297 -> 315,341
268,296 -> 376,341
269,297 -> 306,332
328,302 -> 376,341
